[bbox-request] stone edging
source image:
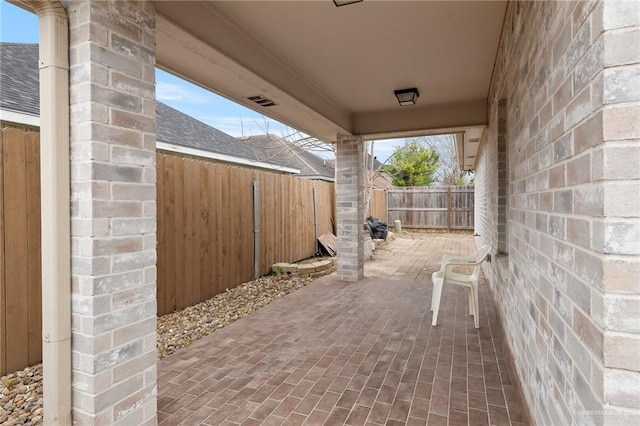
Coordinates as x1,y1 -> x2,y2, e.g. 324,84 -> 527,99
272,258 -> 336,279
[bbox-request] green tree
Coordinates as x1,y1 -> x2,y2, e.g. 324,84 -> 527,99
386,140 -> 440,186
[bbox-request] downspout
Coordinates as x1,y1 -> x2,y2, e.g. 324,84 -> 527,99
32,1 -> 72,424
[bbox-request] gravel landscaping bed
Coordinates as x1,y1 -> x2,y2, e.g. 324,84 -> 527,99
0,365 -> 42,425
0,274 -> 314,424
157,275 -> 313,359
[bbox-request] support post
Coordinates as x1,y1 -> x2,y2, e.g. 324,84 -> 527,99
253,181 -> 260,279
447,186 -> 451,232
65,1 -> 158,423
313,187 -> 319,256
335,134 -> 365,281
386,190 -> 389,224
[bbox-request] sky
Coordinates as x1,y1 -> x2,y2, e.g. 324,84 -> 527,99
0,0 -> 405,162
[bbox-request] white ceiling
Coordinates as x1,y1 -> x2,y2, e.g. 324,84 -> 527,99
159,1 -> 507,168
211,0 -> 504,113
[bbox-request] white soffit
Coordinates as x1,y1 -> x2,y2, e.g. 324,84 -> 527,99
155,0 -> 506,141
463,127 -> 485,171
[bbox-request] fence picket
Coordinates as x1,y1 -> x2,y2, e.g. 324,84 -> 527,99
3,128 -> 30,373
183,159 -> 195,307
165,155 -> 177,313
0,130 -> 5,372
26,132 -> 41,365
174,157 -> 185,309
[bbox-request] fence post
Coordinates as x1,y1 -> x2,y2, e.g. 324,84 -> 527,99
446,186 -> 451,232
253,181 -> 260,279
386,190 -> 389,224
312,187 -> 319,255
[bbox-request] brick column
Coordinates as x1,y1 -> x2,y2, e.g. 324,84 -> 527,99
64,1 -> 157,423
336,135 -> 365,281
598,0 -> 640,423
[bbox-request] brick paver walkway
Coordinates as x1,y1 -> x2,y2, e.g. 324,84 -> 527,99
158,234 -> 526,425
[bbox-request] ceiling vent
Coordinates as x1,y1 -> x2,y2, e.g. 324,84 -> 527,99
248,95 -> 276,107
333,0 -> 364,7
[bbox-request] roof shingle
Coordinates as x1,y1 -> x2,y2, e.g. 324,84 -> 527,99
1,43 -> 334,178
0,43 -> 40,116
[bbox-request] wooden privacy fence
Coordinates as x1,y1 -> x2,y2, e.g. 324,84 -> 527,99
0,128 -> 42,375
0,129 -> 336,373
157,152 -> 335,316
368,189 -> 387,222
387,185 -> 474,231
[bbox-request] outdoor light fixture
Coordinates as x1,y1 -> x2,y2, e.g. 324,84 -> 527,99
333,0 -> 364,7
394,88 -> 420,106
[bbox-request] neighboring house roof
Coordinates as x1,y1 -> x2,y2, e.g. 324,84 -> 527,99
372,172 -> 393,189
155,103 -> 298,173
368,155 -> 384,172
242,135 -> 335,181
0,43 -> 306,174
0,43 -> 40,126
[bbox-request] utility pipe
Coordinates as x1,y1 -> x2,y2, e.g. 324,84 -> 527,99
29,1 -> 71,424
253,181 -> 260,279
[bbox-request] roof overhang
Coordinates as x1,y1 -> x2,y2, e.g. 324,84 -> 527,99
0,108 -> 40,127
155,12 -> 350,143
455,127 -> 485,172
298,175 -> 335,183
154,1 -> 506,144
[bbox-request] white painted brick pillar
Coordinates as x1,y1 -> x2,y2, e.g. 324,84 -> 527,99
64,1 -> 157,423
336,135 -> 365,281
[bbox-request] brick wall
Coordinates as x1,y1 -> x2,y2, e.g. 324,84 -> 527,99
475,0 -> 640,424
65,1 -> 158,423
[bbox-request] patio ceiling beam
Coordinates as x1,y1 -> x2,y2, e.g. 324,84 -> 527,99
155,5 -> 351,143
352,99 -> 487,140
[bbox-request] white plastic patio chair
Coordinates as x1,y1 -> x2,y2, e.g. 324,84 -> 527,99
431,245 -> 491,328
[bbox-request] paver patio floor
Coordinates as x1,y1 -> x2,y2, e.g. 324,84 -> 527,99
157,234 -> 526,425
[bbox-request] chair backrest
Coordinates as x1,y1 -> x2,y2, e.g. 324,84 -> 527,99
475,245 -> 491,263
469,245 -> 491,281
442,245 -> 491,284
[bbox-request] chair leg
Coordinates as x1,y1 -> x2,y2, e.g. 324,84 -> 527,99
472,282 -> 480,328
431,287 -> 436,312
467,287 -> 473,315
431,279 -> 443,326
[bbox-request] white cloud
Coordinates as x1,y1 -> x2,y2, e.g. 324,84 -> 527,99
156,82 -> 210,104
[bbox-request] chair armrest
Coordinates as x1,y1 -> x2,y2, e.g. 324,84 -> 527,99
442,254 -> 474,264
443,260 -> 483,268
443,259 -> 486,276
440,256 -> 475,273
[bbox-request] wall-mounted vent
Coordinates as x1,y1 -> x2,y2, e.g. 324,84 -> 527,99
248,95 -> 276,107
469,138 -> 480,143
